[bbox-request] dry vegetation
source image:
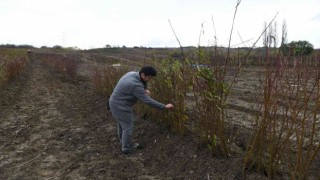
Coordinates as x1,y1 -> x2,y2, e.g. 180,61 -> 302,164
0,46 -> 319,179
88,46 -> 320,179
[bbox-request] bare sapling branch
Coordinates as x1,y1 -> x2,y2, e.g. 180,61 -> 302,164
168,19 -> 186,61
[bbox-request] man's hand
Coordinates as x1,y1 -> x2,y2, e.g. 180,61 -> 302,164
145,90 -> 151,96
165,103 -> 174,109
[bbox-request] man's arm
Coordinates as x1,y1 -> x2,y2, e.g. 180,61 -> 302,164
133,85 -> 173,109
144,89 -> 173,109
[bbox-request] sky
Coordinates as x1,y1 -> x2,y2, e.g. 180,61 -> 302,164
0,0 -> 319,49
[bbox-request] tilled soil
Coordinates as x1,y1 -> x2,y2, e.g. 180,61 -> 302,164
0,56 -> 297,179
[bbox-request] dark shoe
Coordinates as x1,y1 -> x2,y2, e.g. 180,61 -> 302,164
131,143 -> 145,149
122,150 -> 131,155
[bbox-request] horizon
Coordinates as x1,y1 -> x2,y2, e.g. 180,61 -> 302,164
2,43 -> 320,51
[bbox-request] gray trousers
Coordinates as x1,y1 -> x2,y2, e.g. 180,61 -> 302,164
117,119 -> 134,151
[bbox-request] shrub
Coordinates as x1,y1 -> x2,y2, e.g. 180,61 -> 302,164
149,59 -> 189,134
92,65 -> 129,97
192,65 -> 231,156
0,48 -> 29,84
242,50 -> 320,179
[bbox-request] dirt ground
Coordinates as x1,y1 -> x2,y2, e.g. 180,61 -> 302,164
0,54 -> 318,179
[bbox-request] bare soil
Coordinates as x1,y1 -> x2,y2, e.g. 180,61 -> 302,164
0,55 -> 318,179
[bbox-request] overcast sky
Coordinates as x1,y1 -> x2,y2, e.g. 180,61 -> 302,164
1,0 -> 319,49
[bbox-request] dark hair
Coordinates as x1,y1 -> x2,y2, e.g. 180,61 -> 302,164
139,66 -> 157,76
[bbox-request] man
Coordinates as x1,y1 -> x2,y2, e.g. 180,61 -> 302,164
109,66 -> 174,155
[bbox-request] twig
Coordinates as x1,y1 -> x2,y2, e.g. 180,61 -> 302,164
211,14 -> 218,45
168,19 -> 186,61
231,38 -> 254,48
211,15 -> 218,57
16,153 -> 42,168
16,133 -> 52,168
226,0 -> 242,64
95,96 -> 109,104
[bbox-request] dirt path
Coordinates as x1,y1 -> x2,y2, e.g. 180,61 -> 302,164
0,56 -> 272,179
0,57 -> 143,179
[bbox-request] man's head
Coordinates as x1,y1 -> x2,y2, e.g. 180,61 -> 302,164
139,66 -> 157,82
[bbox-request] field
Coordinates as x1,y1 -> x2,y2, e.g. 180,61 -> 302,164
0,48 -> 319,179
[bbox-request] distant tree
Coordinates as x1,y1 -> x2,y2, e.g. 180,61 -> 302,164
263,22 -> 267,47
280,20 -> 288,47
280,40 -> 314,56
0,44 -> 16,48
105,44 -> 111,48
262,21 -> 278,48
53,45 -> 63,49
16,44 -> 35,49
273,21 -> 278,48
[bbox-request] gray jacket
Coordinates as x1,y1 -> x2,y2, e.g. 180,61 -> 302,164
109,71 -> 165,121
